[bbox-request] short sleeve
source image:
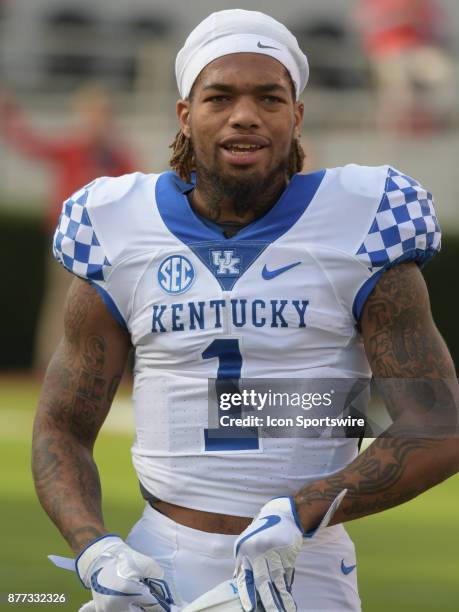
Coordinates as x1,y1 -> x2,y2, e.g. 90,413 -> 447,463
352,167 -> 441,320
52,178 -> 130,327
53,180 -> 111,282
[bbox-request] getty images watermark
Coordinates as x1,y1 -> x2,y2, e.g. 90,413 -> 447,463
218,387 -> 364,430
206,378 -> 459,439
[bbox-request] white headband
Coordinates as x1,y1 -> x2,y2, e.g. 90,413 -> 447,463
175,9 -> 309,100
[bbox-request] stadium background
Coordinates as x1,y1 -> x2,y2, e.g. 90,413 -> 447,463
0,0 -> 457,610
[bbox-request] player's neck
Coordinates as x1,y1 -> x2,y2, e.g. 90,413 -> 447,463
190,172 -> 288,224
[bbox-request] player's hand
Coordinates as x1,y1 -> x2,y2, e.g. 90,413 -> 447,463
234,497 -> 303,612
234,490 -> 347,612
76,535 -> 177,611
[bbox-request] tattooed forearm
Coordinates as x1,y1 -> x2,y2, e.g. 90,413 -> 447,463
32,429 -> 106,550
32,279 -> 130,553
32,436 -> 62,491
294,433 -> 457,528
295,264 -> 459,531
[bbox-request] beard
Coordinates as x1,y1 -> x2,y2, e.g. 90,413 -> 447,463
193,143 -> 294,220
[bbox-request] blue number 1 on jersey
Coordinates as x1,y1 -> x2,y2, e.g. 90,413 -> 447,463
203,339 -> 260,451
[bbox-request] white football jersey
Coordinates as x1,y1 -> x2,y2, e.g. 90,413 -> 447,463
53,164 -> 440,517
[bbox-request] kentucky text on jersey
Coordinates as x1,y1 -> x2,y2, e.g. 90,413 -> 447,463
151,299 -> 310,332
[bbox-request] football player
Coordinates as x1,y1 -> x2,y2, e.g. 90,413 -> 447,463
32,9 -> 458,612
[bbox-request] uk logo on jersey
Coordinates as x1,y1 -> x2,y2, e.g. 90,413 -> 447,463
158,255 -> 195,294
211,250 -> 241,276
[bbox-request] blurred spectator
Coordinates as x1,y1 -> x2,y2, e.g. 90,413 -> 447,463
294,19 -> 367,89
354,0 -> 455,133
0,83 -> 137,370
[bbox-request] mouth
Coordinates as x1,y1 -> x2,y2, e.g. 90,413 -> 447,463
219,137 -> 269,166
222,143 -> 264,154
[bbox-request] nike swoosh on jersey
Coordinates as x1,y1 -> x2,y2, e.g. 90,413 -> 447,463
341,559 -> 357,575
235,515 -> 281,555
91,568 -> 143,597
262,262 -> 302,280
257,41 -> 280,50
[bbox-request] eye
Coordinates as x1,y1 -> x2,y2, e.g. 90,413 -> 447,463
261,95 -> 283,104
206,95 -> 231,103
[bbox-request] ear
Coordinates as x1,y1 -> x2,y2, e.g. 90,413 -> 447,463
293,101 -> 304,139
176,99 -> 191,138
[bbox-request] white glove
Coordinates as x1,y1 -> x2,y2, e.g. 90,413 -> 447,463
75,534 -> 177,611
234,491 -> 346,612
234,497 -> 302,612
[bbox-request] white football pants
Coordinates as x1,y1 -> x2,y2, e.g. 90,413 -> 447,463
127,504 -> 361,611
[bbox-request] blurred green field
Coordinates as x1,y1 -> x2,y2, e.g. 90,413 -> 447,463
0,378 -> 457,611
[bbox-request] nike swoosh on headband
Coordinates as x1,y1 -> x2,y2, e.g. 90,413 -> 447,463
257,41 -> 280,50
235,515 -> 281,556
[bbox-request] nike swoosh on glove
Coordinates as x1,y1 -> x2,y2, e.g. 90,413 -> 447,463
234,490 -> 347,612
76,534 -> 177,611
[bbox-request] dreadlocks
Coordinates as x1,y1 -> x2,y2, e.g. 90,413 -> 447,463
169,131 -> 305,184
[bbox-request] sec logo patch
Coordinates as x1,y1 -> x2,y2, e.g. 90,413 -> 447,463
158,255 -> 195,295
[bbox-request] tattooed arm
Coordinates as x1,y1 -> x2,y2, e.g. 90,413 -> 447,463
32,278 -> 131,554
294,262 -> 459,530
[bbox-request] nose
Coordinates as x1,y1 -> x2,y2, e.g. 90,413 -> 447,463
228,96 -> 261,130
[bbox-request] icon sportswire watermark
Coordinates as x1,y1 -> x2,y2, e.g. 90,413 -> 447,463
206,377 -> 459,439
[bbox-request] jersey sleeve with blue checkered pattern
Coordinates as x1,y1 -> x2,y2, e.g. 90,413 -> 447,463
53,180 -> 111,282
52,173 -> 152,329
356,167 -> 441,272
351,167 -> 440,321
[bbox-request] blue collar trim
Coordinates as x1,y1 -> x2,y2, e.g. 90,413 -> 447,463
155,170 -> 326,289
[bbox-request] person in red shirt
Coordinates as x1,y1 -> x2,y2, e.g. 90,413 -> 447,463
1,83 -> 136,232
0,83 -> 137,369
354,0 -> 453,133
357,0 -> 426,58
